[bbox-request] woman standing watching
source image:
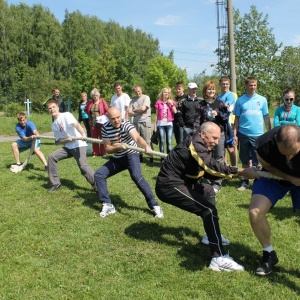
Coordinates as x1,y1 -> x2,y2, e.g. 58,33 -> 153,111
273,87 -> 300,127
84,88 -> 109,157
154,87 -> 177,159
194,81 -> 232,193
78,92 -> 91,138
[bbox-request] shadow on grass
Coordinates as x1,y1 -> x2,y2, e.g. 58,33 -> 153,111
80,193 -> 154,216
125,221 -> 211,271
238,203 -> 300,225
125,221 -> 300,292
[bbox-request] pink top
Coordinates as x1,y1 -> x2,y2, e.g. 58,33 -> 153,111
154,99 -> 176,121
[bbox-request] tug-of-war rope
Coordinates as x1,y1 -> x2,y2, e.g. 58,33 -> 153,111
10,135 -> 284,181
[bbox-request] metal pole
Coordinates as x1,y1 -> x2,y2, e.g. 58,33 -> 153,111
227,0 -> 237,93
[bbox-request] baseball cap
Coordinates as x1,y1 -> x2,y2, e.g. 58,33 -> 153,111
188,82 -> 198,89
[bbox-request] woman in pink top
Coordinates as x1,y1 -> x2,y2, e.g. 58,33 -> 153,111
154,87 -> 177,156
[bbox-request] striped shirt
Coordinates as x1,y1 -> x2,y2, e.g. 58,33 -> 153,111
102,121 -> 138,158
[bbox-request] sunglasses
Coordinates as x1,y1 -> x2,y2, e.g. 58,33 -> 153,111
284,98 -> 294,102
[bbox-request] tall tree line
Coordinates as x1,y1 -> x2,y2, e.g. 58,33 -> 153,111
0,1 -> 187,113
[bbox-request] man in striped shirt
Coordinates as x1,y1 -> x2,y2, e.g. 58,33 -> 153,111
94,107 -> 164,218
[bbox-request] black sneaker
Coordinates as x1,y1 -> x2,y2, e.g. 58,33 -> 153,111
256,250 -> 279,275
48,183 -> 62,193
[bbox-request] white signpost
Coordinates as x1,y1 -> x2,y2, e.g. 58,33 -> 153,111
24,98 -> 31,116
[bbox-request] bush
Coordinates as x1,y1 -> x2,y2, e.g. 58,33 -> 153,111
5,103 -> 25,117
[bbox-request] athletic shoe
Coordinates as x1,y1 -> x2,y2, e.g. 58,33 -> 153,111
99,203 -> 116,218
256,250 -> 279,276
209,255 -> 244,272
153,205 -> 164,218
201,234 -> 230,246
45,165 -> 48,172
48,183 -> 62,192
237,181 -> 250,191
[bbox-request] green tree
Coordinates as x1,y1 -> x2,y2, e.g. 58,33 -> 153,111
216,6 -> 282,103
277,46 -> 300,104
91,44 -> 117,100
145,56 -> 188,105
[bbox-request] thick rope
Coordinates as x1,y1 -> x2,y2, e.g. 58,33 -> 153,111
34,135 -> 284,180
36,135 -> 168,158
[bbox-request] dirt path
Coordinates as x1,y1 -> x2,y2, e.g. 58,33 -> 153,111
0,132 -> 54,142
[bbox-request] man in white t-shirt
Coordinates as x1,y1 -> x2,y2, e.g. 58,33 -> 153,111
110,82 -> 131,121
46,100 -> 95,192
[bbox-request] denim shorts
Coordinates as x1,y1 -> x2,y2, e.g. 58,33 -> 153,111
16,139 -> 32,153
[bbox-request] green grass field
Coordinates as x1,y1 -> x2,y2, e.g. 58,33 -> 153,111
0,115 -> 299,299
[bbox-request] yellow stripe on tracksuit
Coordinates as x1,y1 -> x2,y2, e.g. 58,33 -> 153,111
187,142 -> 237,180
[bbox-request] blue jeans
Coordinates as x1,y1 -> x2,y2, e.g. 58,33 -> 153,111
157,125 -> 173,154
238,132 -> 259,166
94,153 -> 158,209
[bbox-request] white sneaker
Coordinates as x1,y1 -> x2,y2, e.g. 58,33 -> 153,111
99,203 -> 116,217
201,234 -> 230,246
209,255 -> 244,272
153,205 -> 164,218
237,181 -> 250,191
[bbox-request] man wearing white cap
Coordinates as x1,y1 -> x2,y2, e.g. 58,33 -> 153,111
176,82 -> 203,140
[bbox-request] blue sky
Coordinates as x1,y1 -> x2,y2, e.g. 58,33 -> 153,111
6,0 -> 300,77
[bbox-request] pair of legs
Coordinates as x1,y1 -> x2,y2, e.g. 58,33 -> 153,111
81,118 -> 91,137
135,122 -> 153,164
90,124 -> 106,156
249,178 -> 300,274
173,122 -> 183,144
155,181 -> 225,256
48,146 -> 95,186
94,153 -> 158,209
237,132 -> 260,168
157,125 -> 173,154
12,139 -> 47,166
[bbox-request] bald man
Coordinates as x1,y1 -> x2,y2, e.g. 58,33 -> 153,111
94,107 -> 164,218
155,121 -> 258,272
249,124 -> 300,275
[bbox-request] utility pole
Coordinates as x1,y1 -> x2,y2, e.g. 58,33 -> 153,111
227,0 -> 236,93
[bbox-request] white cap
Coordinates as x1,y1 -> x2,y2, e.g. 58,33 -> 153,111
188,82 -> 198,89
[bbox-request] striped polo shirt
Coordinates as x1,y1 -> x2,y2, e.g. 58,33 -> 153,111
102,121 -> 138,158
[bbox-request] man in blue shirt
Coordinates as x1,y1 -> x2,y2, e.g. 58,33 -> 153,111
11,112 -> 48,170
234,76 -> 271,191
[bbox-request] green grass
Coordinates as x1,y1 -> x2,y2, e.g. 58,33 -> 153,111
0,114 -> 300,300
0,126 -> 300,299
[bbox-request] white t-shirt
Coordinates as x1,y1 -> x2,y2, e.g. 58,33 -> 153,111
110,93 -> 131,120
52,112 -> 87,149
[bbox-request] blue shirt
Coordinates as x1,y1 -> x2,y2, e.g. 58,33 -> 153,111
234,93 -> 269,136
273,104 -> 300,127
15,120 -> 36,139
217,91 -> 236,108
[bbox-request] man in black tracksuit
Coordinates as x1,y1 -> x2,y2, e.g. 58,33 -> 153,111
155,121 -> 258,271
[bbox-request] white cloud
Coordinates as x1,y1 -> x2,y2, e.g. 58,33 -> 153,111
154,15 -> 181,26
